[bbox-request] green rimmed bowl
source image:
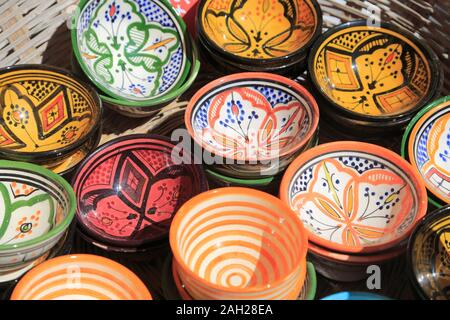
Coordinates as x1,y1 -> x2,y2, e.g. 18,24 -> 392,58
401,96 -> 450,208
0,161 -> 76,273
71,0 -> 194,111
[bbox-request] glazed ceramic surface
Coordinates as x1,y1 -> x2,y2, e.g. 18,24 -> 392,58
0,65 -> 101,160
0,161 -> 75,271
404,96 -> 450,206
408,206 -> 450,300
281,141 -> 428,254
73,0 -> 189,101
10,254 -> 152,300
309,21 -> 441,119
186,73 -> 319,163
321,292 -> 391,300
72,134 -> 208,247
170,187 -> 308,300
199,0 -> 321,60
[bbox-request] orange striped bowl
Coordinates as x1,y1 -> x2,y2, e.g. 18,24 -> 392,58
10,254 -> 152,300
169,187 -> 308,300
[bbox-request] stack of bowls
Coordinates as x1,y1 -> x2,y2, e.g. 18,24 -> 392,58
407,205 -> 450,300
10,254 -> 152,300
402,96 -> 450,208
196,0 -> 322,77
185,72 -> 319,192
72,134 -> 208,255
280,141 -> 428,281
71,0 -> 200,117
0,161 -> 76,283
0,65 -> 102,176
308,20 -> 442,134
170,187 -> 309,300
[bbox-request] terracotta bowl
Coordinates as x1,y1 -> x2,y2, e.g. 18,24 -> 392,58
197,0 -> 322,71
321,292 -> 391,300
407,205 -> 450,300
10,254 -> 152,300
0,161 -> 75,273
308,20 -> 442,129
402,96 -> 450,208
72,0 -> 191,103
185,72 -> 319,178
0,64 -> 101,165
280,141 -> 428,254
169,187 -> 308,300
72,134 -> 208,247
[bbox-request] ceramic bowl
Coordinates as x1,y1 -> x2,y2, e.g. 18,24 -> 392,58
308,20 -> 442,129
407,205 -> 450,300
0,161 -> 76,273
10,254 -> 152,300
185,72 -> 320,178
170,187 -> 309,300
280,141 -> 428,254
402,96 -> 450,208
308,240 -> 405,282
197,0 -> 322,72
72,0 -> 192,103
169,258 -> 317,300
321,292 -> 391,300
0,64 -> 101,165
72,134 -> 208,248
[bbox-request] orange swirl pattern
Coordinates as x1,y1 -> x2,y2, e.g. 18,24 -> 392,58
11,254 -> 152,300
170,188 -> 308,300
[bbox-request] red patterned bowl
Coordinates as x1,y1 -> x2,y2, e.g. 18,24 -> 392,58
72,134 -> 208,247
280,141 -> 428,254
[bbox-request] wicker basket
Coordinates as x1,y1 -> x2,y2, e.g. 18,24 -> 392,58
0,0 -> 449,299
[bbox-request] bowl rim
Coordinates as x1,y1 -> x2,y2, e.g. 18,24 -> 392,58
72,133 -> 209,247
307,19 -> 443,122
98,35 -> 201,107
169,187 -> 309,294
280,140 -> 429,254
401,95 -> 450,208
10,253 -> 152,300
205,168 -> 277,185
0,160 -> 76,252
185,72 -> 320,162
196,0 -> 323,65
0,64 -> 102,161
321,291 -> 391,300
71,0 -> 192,103
406,204 -> 450,300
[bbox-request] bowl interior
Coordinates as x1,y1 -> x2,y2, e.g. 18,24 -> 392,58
172,189 -> 305,290
409,208 -> 450,300
199,0 -> 320,60
74,0 -> 189,101
408,98 -> 450,205
310,23 -> 437,118
284,143 -> 425,253
0,164 -> 73,250
11,254 -> 152,300
0,67 -> 99,157
73,136 -> 207,246
188,75 -> 318,162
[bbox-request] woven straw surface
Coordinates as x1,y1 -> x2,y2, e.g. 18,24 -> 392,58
0,0 -> 449,299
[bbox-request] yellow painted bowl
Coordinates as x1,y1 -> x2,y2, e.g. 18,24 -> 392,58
308,20 -> 442,124
197,0 -> 322,66
0,65 -> 102,164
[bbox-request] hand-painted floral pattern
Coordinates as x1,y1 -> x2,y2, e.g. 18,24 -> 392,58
0,182 -> 56,246
77,0 -> 186,100
290,156 -> 416,248
202,0 -> 318,59
193,85 -> 312,161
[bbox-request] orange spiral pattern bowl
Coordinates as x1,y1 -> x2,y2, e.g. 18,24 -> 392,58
10,254 -> 152,300
169,187 -> 308,300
